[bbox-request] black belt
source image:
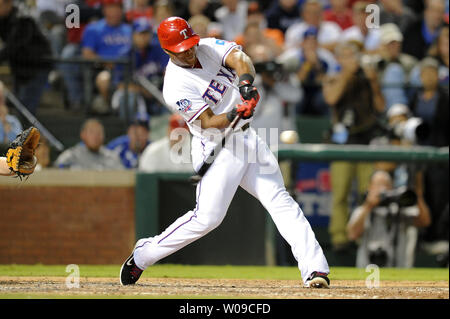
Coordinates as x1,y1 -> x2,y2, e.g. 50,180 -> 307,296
241,123 -> 250,131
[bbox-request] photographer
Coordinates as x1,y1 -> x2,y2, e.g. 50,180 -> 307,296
374,103 -> 430,197
380,103 -> 431,148
322,41 -> 385,251
363,23 -> 418,109
278,26 -> 339,116
347,170 -> 431,268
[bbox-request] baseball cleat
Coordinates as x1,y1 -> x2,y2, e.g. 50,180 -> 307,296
119,252 -> 143,286
305,271 -> 330,288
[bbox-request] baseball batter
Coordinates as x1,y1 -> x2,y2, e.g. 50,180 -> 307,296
120,17 -> 330,288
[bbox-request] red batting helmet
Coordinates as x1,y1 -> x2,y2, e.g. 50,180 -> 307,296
157,17 -> 200,53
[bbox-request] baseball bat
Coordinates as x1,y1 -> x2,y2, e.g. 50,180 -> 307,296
135,75 -> 170,109
189,113 -> 242,184
5,88 -> 65,152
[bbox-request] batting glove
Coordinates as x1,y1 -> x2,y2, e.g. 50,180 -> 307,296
236,99 -> 257,119
238,74 -> 260,105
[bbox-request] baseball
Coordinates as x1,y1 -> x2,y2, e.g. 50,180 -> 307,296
280,130 -> 299,144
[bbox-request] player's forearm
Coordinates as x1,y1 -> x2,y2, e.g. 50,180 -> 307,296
197,107 -> 233,130
225,49 -> 255,79
200,113 -> 231,130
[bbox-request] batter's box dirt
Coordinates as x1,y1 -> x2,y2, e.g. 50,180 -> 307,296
0,277 -> 448,299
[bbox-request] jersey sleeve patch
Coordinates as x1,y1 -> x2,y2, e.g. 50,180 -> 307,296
176,99 -> 193,113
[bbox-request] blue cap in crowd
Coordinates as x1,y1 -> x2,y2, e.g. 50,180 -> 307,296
133,18 -> 152,33
131,111 -> 150,129
303,26 -> 319,38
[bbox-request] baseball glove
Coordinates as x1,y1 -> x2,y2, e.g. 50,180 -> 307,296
6,126 -> 40,178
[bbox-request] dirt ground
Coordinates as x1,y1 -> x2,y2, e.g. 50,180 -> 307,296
0,276 -> 448,299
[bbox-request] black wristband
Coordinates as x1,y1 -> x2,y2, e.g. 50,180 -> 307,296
238,73 -> 254,87
226,107 -> 237,122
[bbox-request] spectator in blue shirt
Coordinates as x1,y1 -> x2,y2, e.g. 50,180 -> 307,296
81,0 -> 133,114
278,27 -> 339,115
82,1 -> 132,59
58,0 -> 103,112
106,112 -> 151,169
112,17 -> 169,118
131,18 -> 169,80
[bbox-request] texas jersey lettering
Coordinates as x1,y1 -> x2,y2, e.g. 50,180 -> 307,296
163,38 -> 248,137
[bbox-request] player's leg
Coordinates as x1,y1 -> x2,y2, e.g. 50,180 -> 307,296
121,143 -> 248,284
239,129 -> 329,286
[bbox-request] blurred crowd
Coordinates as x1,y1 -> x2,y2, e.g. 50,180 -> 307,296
0,0 -> 447,116
0,0 -> 449,267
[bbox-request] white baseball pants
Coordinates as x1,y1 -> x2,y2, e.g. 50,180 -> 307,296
134,127 -> 329,283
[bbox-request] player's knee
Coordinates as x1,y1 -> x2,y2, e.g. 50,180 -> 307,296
266,189 -> 298,212
199,211 -> 225,231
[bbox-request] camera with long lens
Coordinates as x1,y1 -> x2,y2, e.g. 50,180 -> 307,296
254,60 -> 282,76
378,186 -> 418,208
387,117 -> 430,145
368,246 -> 389,267
366,187 -> 418,267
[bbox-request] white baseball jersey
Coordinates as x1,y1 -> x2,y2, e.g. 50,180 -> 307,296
163,38 -> 253,171
163,38 -> 252,134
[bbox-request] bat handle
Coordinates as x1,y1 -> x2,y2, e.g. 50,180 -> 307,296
189,113 -> 243,185
231,112 -> 242,128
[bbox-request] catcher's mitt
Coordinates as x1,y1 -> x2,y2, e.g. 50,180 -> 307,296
6,127 -> 40,178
